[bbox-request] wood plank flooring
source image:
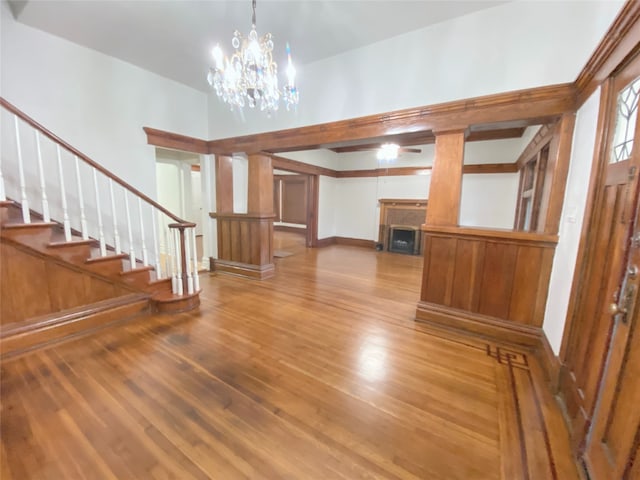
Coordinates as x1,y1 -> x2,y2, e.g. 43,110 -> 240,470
1,233 -> 579,479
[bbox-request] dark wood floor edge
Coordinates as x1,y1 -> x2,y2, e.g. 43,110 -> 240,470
535,331 -> 562,393
315,236 -> 377,249
415,301 -> 542,349
274,225 -> 307,234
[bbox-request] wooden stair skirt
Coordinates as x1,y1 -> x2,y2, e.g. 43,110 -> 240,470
1,293 -> 150,358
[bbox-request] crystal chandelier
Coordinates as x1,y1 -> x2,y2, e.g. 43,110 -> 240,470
207,0 -> 299,113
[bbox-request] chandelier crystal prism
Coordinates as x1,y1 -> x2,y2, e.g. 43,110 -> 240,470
207,0 -> 299,113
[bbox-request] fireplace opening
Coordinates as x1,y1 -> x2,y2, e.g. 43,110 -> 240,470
388,226 -> 419,255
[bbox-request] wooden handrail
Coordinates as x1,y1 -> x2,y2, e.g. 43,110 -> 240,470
1,97 -> 186,223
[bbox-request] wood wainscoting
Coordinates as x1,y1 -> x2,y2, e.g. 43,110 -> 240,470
416,226 -> 558,346
209,212 -> 275,279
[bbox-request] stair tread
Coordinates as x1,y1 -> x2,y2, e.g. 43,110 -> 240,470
85,253 -> 128,264
48,238 -> 98,248
1,293 -> 150,338
2,221 -> 57,229
120,265 -> 155,276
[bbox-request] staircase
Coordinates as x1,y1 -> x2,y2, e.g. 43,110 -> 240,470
0,98 -> 201,358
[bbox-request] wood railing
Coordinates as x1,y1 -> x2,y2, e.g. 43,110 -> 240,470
416,225 -> 558,340
0,97 -> 199,296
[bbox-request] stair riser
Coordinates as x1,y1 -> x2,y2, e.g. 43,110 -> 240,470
1,227 -> 53,249
1,299 -> 150,358
47,244 -> 94,264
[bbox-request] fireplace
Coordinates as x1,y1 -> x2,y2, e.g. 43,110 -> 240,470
378,199 -> 427,255
388,226 -> 420,255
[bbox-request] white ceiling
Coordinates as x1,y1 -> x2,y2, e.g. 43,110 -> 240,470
9,0 -> 508,92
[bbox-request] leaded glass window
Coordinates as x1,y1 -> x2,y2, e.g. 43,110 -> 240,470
611,77 -> 640,163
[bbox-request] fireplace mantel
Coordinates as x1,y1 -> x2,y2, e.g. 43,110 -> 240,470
378,198 -> 428,254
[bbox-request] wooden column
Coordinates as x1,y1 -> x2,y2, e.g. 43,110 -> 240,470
211,153 -> 275,280
425,129 -> 466,226
215,155 -> 233,214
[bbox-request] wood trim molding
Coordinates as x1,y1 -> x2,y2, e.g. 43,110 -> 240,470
415,301 -> 543,348
574,0 -> 640,107
536,331 -> 562,392
515,123 -> 556,169
212,258 -> 275,280
336,167 -> 431,178
271,154 -> 337,177
143,126 -> 209,154
421,225 -> 558,246
274,225 -> 307,234
209,212 -> 276,220
463,163 -> 518,174
316,237 -> 336,248
334,237 -> 376,249
207,83 -> 575,155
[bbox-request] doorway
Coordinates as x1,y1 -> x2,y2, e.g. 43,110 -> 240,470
559,51 -> 640,480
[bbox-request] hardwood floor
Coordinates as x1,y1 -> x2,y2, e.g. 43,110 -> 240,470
1,240 -> 579,479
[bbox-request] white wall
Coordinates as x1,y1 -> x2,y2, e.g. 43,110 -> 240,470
543,89 -> 602,355
1,0 -> 208,201
318,175 -> 337,239
208,1 -> 623,138
460,173 -> 519,229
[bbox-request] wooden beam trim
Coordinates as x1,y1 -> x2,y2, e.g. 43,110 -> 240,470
209,212 -> 276,220
143,127 -> 208,154
207,83 -> 576,154
421,225 -> 558,246
574,0 -> 640,107
271,154 -> 337,177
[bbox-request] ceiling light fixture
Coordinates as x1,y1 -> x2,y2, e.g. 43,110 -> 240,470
377,143 -> 400,161
207,0 -> 299,114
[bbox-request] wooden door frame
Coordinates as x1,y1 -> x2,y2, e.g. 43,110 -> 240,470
272,168 -> 319,248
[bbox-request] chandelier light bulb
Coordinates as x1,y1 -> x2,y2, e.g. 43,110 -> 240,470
206,0 -> 299,115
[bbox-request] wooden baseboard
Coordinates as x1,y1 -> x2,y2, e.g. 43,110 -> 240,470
1,294 -> 150,359
415,301 -> 542,348
335,237 -> 376,248
316,237 -> 336,247
212,259 -> 275,280
536,331 -> 562,392
274,225 -> 307,234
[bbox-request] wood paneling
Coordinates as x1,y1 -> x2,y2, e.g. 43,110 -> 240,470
0,245 -> 579,480
210,213 -> 275,279
417,226 -> 557,330
0,241 -> 132,327
280,176 -> 307,225
215,155 -> 234,213
426,130 -> 466,226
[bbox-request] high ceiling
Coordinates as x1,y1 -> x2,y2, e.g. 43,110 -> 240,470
9,0 -> 509,92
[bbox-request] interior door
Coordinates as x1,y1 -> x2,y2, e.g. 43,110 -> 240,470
579,55 -> 640,479
559,53 -> 640,459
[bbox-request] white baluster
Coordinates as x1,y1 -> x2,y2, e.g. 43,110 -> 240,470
92,168 -> 107,256
14,116 -> 30,223
163,223 -> 172,284
191,227 -> 200,291
166,226 -> 176,292
34,131 -> 50,222
151,209 -> 161,278
56,145 -> 71,241
74,156 -> 88,240
108,179 -> 121,253
137,198 -> 148,266
173,228 -> 183,295
185,227 -> 194,295
124,192 -> 136,269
